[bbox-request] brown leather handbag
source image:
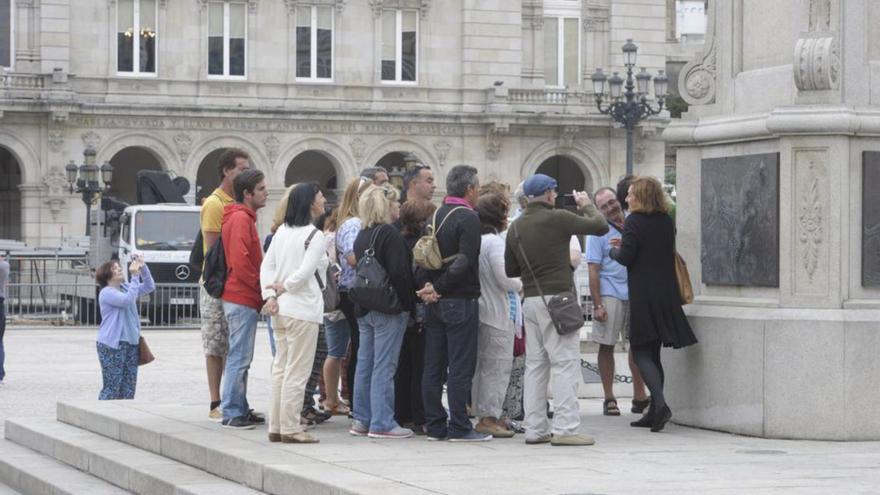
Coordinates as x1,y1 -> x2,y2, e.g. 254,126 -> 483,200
138,336 -> 155,366
674,252 -> 694,305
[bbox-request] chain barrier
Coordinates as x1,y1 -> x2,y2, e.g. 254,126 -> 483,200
580,359 -> 633,384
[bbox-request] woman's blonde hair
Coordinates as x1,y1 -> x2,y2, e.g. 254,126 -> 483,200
337,177 -> 373,225
271,183 -> 298,233
358,185 -> 400,228
628,176 -> 669,215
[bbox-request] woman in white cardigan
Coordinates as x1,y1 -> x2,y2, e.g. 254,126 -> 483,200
472,192 -> 523,438
260,182 -> 329,444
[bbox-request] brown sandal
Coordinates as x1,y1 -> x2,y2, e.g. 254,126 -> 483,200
321,401 -> 351,416
603,399 -> 621,416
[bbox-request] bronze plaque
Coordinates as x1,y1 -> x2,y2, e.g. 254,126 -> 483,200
701,153 -> 780,287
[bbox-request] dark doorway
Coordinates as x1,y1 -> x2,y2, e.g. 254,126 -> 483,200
0,147 -> 21,240
108,147 -> 163,205
536,155 -> 591,210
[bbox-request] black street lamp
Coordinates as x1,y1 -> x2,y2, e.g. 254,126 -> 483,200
65,145 -> 114,235
592,39 -> 669,176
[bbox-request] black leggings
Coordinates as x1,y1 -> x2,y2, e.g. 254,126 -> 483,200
338,291 -> 360,406
631,340 -> 666,411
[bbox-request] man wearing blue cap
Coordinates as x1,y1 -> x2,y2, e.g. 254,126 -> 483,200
504,173 -> 608,446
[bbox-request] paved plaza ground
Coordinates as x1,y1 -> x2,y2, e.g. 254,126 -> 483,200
0,327 -> 879,494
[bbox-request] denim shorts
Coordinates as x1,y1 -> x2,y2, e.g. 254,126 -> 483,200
324,316 -> 351,359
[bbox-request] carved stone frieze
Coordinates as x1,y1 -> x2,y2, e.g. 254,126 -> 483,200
559,126 -> 579,149
42,167 -> 70,221
486,124 -> 508,161
48,130 -> 64,153
263,135 -> 281,163
173,133 -> 193,162
81,131 -> 101,149
433,140 -> 451,167
794,35 -> 840,91
349,138 -> 367,165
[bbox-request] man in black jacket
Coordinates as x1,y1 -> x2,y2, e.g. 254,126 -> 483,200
416,164 -> 490,442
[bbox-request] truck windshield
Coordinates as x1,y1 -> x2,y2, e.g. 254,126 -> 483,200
135,211 -> 200,251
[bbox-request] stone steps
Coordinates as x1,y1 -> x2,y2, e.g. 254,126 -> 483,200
3,418 -> 263,495
54,400 -> 432,495
0,438 -> 128,495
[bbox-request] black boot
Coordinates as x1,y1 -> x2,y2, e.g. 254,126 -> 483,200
650,405 -> 672,432
630,405 -> 654,428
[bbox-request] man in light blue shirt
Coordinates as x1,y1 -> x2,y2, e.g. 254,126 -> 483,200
586,187 -> 648,417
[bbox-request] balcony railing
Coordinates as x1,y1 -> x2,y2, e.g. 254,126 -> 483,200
0,73 -> 47,89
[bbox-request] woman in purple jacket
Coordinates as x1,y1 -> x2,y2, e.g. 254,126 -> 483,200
95,254 -> 155,400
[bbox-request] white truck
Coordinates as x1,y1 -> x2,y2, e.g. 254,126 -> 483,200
57,172 -> 202,324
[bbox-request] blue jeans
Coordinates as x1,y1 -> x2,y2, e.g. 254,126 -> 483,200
422,298 -> 479,438
324,316 -> 351,359
266,315 -> 276,357
354,311 -> 408,433
221,301 -> 259,420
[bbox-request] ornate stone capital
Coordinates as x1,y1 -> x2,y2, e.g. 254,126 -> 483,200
173,133 -> 193,163
486,124 -> 509,161
263,135 -> 281,164
794,34 -> 840,91
349,138 -> 367,165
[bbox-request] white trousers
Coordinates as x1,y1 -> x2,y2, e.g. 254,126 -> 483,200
522,297 -> 582,439
471,320 -> 515,419
269,315 -> 318,435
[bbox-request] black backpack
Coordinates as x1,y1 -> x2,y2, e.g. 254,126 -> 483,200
348,226 -> 401,314
189,229 -> 204,271
202,233 -> 227,298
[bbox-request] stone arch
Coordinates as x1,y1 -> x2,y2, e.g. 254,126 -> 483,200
106,146 -> 165,205
0,146 -> 23,240
97,132 -> 178,173
274,136 -> 352,187
184,134 -> 270,180
0,129 -> 40,184
520,140 -> 609,193
362,139 -> 439,176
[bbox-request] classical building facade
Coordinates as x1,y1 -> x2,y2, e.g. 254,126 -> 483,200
0,0 -> 668,245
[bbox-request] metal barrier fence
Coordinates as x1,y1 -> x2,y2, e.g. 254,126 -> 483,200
4,282 -> 201,329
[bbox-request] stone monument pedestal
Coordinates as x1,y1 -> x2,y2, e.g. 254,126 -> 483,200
664,0 -> 880,440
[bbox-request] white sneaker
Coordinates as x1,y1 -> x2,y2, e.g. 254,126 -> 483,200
349,419 -> 369,437
368,426 -> 414,439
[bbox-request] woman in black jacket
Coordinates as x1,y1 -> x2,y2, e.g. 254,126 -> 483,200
349,185 -> 417,439
610,176 -> 697,432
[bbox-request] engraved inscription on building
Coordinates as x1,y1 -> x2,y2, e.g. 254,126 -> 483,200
701,153 -> 780,287
863,152 -> 880,287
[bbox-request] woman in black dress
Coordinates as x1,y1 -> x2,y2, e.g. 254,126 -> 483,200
610,176 -> 697,432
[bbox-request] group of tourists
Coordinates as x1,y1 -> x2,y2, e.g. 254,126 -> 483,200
93,146 -> 697,446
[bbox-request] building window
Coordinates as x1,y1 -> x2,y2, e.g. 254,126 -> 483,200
543,16 -> 580,87
381,10 -> 417,83
296,6 -> 333,81
208,1 -> 246,77
117,0 -> 157,74
0,0 -> 13,69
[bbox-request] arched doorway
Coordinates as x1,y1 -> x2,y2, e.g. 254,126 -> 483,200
108,147 -> 163,205
0,147 -> 22,240
536,155 -> 592,210
375,151 -> 407,173
285,151 -> 338,203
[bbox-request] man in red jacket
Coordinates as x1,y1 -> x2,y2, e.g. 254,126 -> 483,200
220,168 -> 269,429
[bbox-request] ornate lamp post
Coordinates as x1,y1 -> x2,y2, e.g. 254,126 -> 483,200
65,145 -> 114,235
592,39 -> 669,176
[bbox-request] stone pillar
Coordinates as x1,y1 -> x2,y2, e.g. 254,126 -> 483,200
663,0 -> 880,440
18,183 -> 43,246
520,0 -> 544,87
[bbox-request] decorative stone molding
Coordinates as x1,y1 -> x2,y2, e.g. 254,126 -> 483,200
81,131 -> 101,149
369,0 -> 431,18
349,138 -> 367,165
559,126 -> 579,149
173,133 -> 193,162
48,130 -> 64,153
794,35 -> 840,91
679,1 -> 716,105
794,150 -> 828,292
42,167 -> 70,221
808,0 -> 832,31
198,0 -> 258,12
582,3 -> 609,32
433,140 -> 451,167
486,124 -> 508,161
522,0 -> 543,30
285,0 -> 346,13
263,135 -> 281,163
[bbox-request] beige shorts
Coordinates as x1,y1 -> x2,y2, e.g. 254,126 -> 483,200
589,297 -> 629,346
199,284 -> 229,357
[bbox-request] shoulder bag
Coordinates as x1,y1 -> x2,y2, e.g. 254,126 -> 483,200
412,206 -> 467,270
510,223 -> 583,336
349,225 -> 402,314
304,228 -> 340,311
